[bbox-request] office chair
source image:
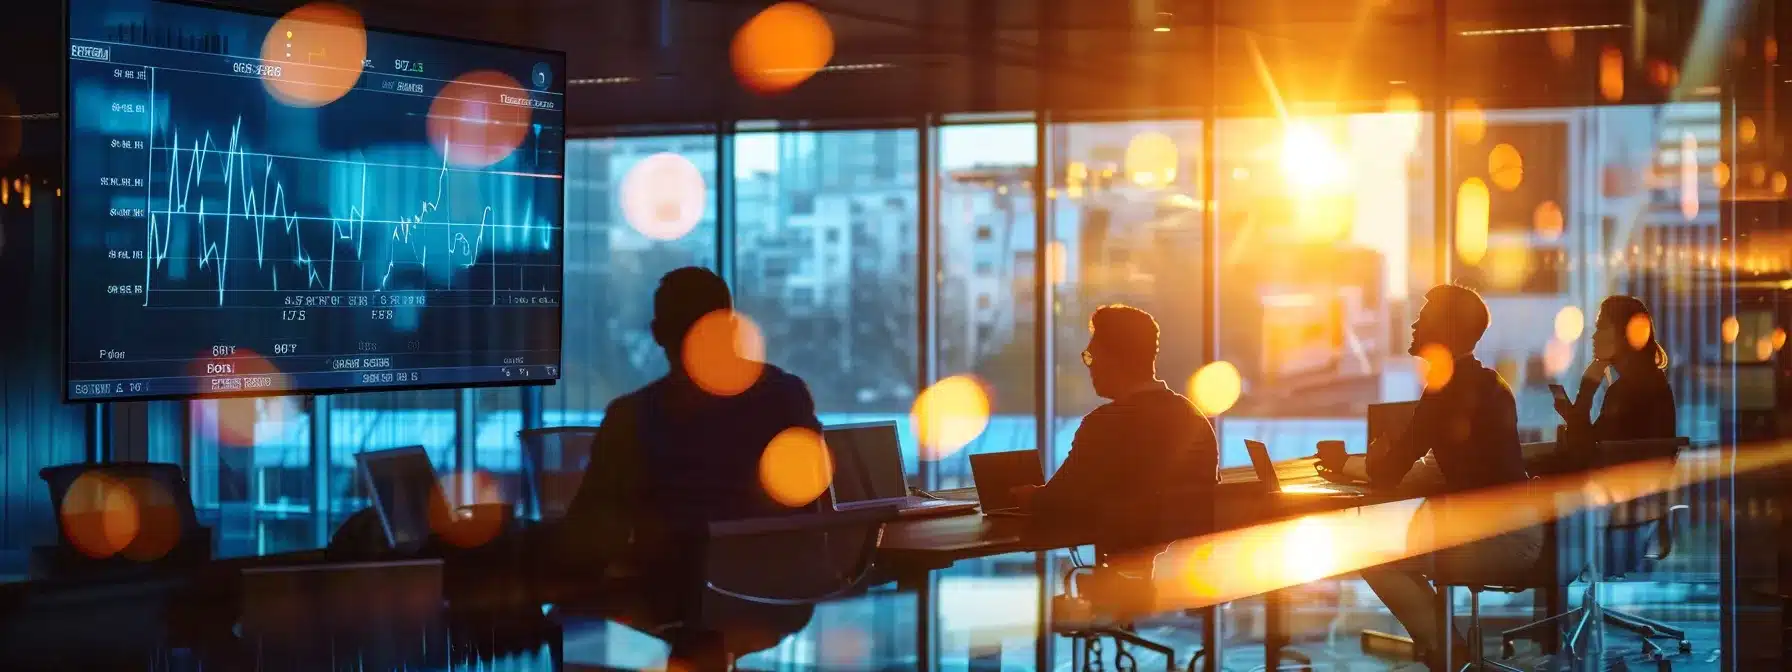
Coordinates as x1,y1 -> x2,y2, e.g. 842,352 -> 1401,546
33,462 -> 211,579
553,505 -> 895,671
1435,438 -> 1689,670
516,426 -> 599,520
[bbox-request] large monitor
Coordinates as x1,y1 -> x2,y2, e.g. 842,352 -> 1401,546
64,0 -> 565,401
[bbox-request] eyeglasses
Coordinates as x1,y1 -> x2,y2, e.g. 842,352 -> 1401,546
1081,350 -> 1094,367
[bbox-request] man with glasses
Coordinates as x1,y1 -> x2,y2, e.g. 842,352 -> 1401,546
1013,305 -> 1219,518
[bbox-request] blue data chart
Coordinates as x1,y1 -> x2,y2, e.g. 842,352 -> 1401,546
65,0 -> 566,401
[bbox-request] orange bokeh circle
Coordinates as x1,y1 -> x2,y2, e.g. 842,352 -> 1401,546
426,70 -> 532,168
260,2 -> 367,107
682,310 -> 767,397
60,472 -> 141,559
731,2 -> 835,94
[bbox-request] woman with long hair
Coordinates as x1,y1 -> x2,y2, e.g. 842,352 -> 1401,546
1554,295 -> 1677,442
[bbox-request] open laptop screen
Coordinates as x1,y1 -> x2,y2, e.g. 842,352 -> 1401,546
356,446 -> 443,548
824,423 -> 909,504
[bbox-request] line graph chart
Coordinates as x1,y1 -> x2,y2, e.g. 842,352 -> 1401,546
65,0 -> 565,401
142,117 -> 547,307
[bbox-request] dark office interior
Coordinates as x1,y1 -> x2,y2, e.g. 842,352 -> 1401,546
4,0 -> 1792,669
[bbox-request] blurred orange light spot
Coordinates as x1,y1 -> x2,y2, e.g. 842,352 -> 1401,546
118,476 -> 181,562
1758,337 -> 1776,361
1124,131 -> 1179,188
910,375 -> 991,461
1751,163 -> 1768,186
1741,117 -> 1758,145
1774,172 -> 1788,196
1775,328 -> 1788,351
1713,161 -> 1731,188
1546,30 -> 1575,61
1722,315 -> 1740,344
1419,344 -> 1455,391
60,472 -> 140,559
1189,361 -> 1242,416
1488,143 -> 1524,191
1045,240 -> 1068,285
731,2 -> 834,95
426,70 -> 531,168
1626,314 -> 1652,351
1769,37 -> 1781,63
1599,45 -> 1624,101
431,471 -> 506,548
1544,339 -> 1574,375
1554,306 -> 1585,342
1484,244 -> 1531,290
1533,200 -> 1564,240
683,310 -> 767,397
759,427 -> 833,507
1453,99 -> 1486,145
1455,178 -> 1490,264
260,3 -> 366,107
621,152 -> 706,241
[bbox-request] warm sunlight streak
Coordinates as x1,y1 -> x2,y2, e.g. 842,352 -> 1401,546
1280,123 -> 1346,190
760,427 -> 833,507
911,375 -> 991,460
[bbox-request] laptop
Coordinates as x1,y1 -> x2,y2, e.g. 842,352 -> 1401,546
355,446 -> 447,549
825,422 -> 978,517
1245,440 -> 1364,496
1367,401 -> 1420,458
969,450 -> 1046,516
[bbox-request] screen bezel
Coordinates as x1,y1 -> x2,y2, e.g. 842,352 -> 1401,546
61,0 -> 568,403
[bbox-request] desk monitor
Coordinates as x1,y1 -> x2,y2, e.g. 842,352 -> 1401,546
969,450 -> 1045,513
1367,401 -> 1420,455
355,447 -> 445,549
824,422 -> 909,507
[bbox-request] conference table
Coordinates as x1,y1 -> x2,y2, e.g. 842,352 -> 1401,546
872,457 -> 1428,672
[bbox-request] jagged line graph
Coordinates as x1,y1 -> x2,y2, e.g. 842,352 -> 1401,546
142,118 -> 525,307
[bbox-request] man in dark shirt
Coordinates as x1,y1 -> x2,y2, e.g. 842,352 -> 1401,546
1334,284 -> 1538,665
559,266 -> 823,588
1014,305 -> 1218,521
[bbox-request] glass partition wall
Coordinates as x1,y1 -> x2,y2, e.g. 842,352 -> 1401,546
174,2 -> 1781,667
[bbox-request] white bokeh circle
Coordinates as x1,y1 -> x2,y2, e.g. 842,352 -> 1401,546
620,152 -> 706,241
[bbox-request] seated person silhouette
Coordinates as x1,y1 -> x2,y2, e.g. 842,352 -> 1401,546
558,267 -> 822,667
1013,305 -> 1218,581
1554,295 -> 1677,456
1322,285 -> 1538,665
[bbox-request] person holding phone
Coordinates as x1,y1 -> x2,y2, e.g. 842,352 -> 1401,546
1554,296 -> 1677,454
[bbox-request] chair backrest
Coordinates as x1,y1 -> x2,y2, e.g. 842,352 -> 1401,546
517,426 -> 600,520
699,505 -> 897,615
39,462 -> 203,563
1576,437 -> 1689,579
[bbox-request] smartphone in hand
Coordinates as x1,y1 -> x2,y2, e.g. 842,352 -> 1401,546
1549,383 -> 1571,407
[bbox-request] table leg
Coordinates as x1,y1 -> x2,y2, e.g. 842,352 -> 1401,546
1200,605 -> 1220,672
917,573 -> 937,672
1265,591 -> 1284,671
